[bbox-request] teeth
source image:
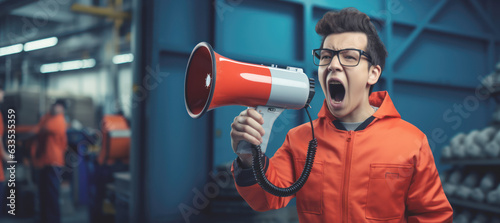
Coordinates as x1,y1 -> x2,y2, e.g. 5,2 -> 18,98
330,80 -> 342,85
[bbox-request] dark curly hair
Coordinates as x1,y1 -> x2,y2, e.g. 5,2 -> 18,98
316,8 -> 387,94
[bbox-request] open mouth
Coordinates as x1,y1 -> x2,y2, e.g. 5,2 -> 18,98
329,81 -> 345,102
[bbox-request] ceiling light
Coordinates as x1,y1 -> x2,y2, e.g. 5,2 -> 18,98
113,53 -> 134,64
40,58 -> 96,74
0,44 -> 23,57
60,60 -> 83,71
82,58 -> 96,68
40,63 -> 60,73
24,37 -> 58,52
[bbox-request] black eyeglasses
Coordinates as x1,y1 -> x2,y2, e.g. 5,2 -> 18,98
312,48 -> 372,67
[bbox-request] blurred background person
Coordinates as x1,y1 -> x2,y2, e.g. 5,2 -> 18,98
28,99 -> 68,223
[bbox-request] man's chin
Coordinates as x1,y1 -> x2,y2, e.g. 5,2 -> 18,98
327,104 -> 347,119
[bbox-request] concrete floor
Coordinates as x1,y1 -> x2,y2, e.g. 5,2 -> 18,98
0,182 -> 89,223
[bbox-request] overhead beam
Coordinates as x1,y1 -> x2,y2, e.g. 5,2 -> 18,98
468,0 -> 500,36
71,3 -> 131,20
315,5 -> 499,43
0,22 -> 113,48
390,0 -> 449,67
0,0 -> 38,16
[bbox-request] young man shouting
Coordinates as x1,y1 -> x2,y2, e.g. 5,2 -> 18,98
230,7 -> 453,222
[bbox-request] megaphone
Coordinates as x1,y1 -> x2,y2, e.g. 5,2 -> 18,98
185,42 -> 315,118
184,42 -> 317,197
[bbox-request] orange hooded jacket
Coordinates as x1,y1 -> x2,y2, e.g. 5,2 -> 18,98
232,91 -> 452,223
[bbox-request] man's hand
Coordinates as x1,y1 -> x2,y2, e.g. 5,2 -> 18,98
230,108 -> 265,167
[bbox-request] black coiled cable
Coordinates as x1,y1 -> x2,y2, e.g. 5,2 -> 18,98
251,107 -> 317,197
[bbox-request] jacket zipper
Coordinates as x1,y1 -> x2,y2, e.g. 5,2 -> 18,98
342,131 -> 354,223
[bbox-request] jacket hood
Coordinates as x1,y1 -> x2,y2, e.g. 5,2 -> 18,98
317,91 -> 401,121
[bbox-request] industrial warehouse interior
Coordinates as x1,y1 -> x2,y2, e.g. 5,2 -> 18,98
1,0 -> 500,222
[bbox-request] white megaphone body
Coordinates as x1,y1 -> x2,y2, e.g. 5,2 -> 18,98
184,42 -> 315,154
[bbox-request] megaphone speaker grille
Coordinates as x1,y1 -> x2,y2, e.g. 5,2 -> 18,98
185,42 -> 215,118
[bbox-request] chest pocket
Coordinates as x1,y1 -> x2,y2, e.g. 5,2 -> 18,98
294,159 -> 324,214
365,163 -> 413,220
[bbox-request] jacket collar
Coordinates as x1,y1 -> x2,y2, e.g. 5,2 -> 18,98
317,91 -> 401,122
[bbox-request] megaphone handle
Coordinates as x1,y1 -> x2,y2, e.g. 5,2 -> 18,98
235,106 -> 284,154
255,105 -> 284,153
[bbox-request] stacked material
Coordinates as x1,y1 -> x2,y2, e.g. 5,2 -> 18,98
455,172 -> 480,200
442,170 -> 500,205
453,210 -> 472,223
486,184 -> 500,205
478,62 -> 500,103
4,90 -> 41,125
454,210 -> 499,223
442,169 -> 500,219
443,62 -> 500,220
442,127 -> 498,160
442,170 -> 462,197
471,172 -> 496,203
3,89 -> 97,128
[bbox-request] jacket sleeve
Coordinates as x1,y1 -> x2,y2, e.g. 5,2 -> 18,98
406,135 -> 453,222
231,134 -> 296,212
32,114 -> 48,133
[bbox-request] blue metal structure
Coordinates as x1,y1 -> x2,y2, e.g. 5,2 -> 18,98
131,0 -> 500,222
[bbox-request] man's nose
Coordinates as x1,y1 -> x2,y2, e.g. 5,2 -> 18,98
328,54 -> 342,72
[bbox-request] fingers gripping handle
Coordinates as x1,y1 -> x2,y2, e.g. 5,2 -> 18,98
235,106 -> 285,154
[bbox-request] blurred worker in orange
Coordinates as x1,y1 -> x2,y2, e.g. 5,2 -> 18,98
30,99 -> 68,223
0,86 -> 13,217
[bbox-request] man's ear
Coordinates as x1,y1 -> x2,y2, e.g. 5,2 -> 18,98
368,65 -> 381,85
